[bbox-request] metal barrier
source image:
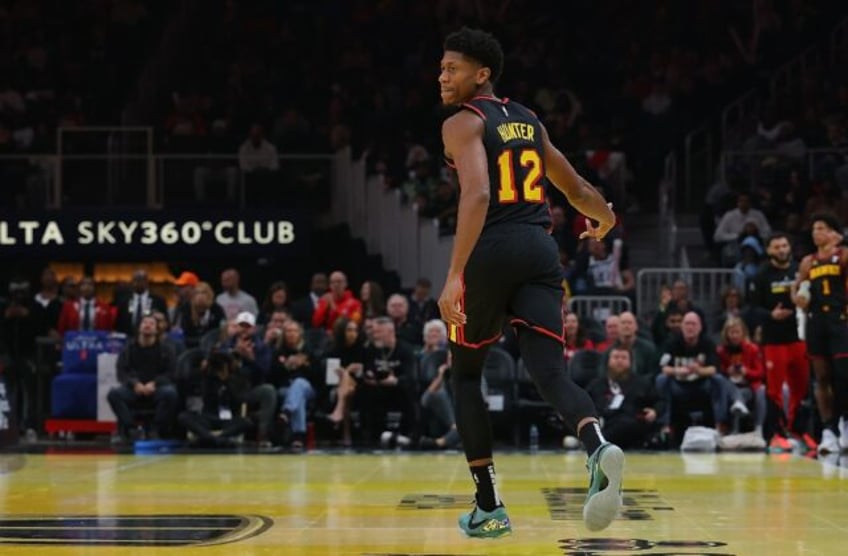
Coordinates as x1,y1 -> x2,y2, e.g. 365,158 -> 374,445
657,152 -> 678,267
636,268 -> 744,329
683,124 -> 714,211
722,147 -> 848,188
0,150 -> 337,210
567,295 -> 632,323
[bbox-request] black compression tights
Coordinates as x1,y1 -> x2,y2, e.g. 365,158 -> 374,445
450,329 -> 599,462
517,328 -> 598,431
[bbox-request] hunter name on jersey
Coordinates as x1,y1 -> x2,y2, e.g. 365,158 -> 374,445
496,122 -> 535,143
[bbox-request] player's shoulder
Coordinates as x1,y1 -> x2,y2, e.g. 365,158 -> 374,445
442,108 -> 484,136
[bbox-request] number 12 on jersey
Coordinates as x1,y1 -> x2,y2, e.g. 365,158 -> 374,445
497,148 -> 544,204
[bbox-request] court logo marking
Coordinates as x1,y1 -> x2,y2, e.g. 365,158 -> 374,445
0,514 -> 272,546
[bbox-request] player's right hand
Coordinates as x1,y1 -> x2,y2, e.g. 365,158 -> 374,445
438,273 -> 467,327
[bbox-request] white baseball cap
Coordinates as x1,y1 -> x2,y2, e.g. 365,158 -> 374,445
235,311 -> 256,327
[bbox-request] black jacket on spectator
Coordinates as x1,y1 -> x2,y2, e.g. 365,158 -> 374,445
114,292 -> 168,336
270,342 -> 319,389
658,333 -> 720,374
0,298 -> 40,359
291,294 -> 320,329
116,340 -> 177,387
196,365 -> 252,417
395,319 -> 423,348
407,296 -> 439,328
172,302 -> 226,345
364,339 -> 416,383
31,297 -> 62,336
587,373 -> 657,423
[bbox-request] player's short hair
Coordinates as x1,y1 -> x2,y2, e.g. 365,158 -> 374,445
443,27 -> 504,84
811,212 -> 841,232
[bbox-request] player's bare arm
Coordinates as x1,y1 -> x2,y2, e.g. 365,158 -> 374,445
438,110 -> 490,326
792,255 -> 812,310
539,124 -> 615,240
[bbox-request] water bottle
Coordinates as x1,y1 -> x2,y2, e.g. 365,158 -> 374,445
529,424 -> 539,453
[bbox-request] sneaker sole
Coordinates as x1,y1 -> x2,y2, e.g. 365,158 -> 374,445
583,444 -> 624,532
458,526 -> 512,539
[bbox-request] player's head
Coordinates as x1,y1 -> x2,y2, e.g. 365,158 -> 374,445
810,213 -> 842,247
440,27 -> 504,106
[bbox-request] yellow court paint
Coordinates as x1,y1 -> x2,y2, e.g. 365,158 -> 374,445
0,452 -> 845,555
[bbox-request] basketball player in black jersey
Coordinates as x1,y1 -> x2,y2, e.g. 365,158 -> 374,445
437,28 -> 624,537
793,213 -> 848,454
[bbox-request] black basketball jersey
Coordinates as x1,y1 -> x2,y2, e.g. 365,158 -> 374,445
808,248 -> 848,314
445,96 -> 552,231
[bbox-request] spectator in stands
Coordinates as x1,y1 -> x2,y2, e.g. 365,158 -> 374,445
407,277 -> 439,326
549,205 -> 576,257
193,120 -> 240,203
713,193 -> 772,265
60,276 -> 79,303
271,320 -> 318,450
587,346 -> 658,450
262,310 -> 290,349
291,272 -> 328,328
325,318 -> 367,447
312,271 -> 363,331
151,310 -> 185,356
1,278 -> 39,435
653,305 -> 685,349
734,236 -> 766,290
171,271 -> 199,323
179,352 -> 253,448
258,281 -> 290,326
359,280 -> 386,319
107,314 -> 178,441
223,311 -> 276,445
216,268 -> 258,320
32,267 -> 61,337
357,317 -> 417,447
114,269 -> 168,336
651,280 -> 705,345
563,312 -> 595,364
386,293 -> 422,347
716,317 -> 766,433
712,285 -> 759,340
420,319 -> 448,358
424,179 -> 459,233
655,311 -> 740,439
575,238 -> 635,298
595,315 -> 621,353
238,124 -> 279,202
57,276 -> 115,335
418,350 -> 462,450
172,281 -> 225,347
599,311 -> 658,378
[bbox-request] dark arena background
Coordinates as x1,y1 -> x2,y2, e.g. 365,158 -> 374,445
0,1 -> 847,554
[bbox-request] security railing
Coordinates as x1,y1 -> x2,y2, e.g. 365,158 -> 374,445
722,147 -> 848,188
0,152 -> 337,210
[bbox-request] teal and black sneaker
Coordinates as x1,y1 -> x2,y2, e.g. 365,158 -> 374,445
458,504 -> 512,538
583,442 -> 624,531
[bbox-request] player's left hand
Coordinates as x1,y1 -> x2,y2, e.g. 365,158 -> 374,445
580,203 -> 615,240
438,273 -> 466,327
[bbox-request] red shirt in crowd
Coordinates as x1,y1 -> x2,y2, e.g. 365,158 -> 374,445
312,290 -> 363,331
717,340 -> 764,390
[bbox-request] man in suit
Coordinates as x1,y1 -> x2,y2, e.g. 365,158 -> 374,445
291,272 -> 328,328
57,276 -> 116,335
114,270 -> 167,336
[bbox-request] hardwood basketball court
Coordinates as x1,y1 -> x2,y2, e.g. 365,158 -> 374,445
0,450 -> 845,554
